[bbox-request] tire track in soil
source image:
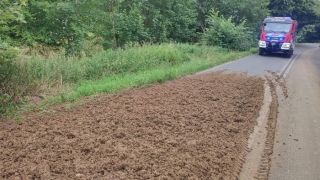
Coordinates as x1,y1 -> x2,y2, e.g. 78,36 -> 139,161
254,79 -> 279,180
0,72 -> 265,180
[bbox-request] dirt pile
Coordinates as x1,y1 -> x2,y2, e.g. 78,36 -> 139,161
0,72 -> 264,180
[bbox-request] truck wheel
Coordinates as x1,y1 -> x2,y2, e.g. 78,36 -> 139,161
259,49 -> 264,55
285,50 -> 293,58
285,53 -> 292,58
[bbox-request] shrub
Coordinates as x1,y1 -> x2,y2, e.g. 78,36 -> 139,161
203,9 -> 252,51
0,0 -> 26,116
297,24 -> 320,43
0,42 -> 20,116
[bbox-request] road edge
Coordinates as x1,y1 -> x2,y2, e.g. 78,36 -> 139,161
254,79 -> 279,179
277,48 -> 304,80
238,48 -> 306,179
238,79 -> 273,180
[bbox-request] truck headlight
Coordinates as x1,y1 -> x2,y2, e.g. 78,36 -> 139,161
259,41 -> 266,48
281,43 -> 291,50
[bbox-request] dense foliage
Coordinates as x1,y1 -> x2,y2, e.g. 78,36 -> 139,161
2,0 -> 270,53
0,0 -> 27,114
0,0 -> 25,82
2,0 -> 320,51
203,10 -> 251,51
3,0 -> 319,53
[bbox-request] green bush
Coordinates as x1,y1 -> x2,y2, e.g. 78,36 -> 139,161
0,42 -> 19,81
297,24 -> 320,43
203,9 -> 252,51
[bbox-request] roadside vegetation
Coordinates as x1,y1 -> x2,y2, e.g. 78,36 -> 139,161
1,0 -> 320,117
2,43 -> 257,117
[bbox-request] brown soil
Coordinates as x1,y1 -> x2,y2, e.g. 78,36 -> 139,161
255,79 -> 279,180
278,81 -> 288,98
0,72 -> 264,180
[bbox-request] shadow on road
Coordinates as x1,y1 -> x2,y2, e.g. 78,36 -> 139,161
260,52 -> 292,59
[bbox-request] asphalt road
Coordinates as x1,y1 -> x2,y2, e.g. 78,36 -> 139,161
198,44 -> 315,76
269,45 -> 320,180
199,43 -> 320,179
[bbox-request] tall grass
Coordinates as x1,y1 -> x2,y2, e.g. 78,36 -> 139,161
18,44 -> 190,85
2,43 -> 257,117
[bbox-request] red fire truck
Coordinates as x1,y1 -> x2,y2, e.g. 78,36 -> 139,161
258,17 -> 298,58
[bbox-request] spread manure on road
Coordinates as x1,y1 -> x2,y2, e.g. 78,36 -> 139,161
0,72 -> 265,179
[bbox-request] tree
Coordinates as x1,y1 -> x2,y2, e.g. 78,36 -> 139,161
19,0 -> 85,55
121,0 -> 197,43
268,0 -> 320,28
268,0 -> 294,16
0,0 -> 26,114
196,0 -> 269,34
0,0 -> 26,83
297,24 -> 320,42
268,0 -> 320,42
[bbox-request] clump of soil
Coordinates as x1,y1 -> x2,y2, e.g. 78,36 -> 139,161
279,81 -> 288,98
0,72 -> 264,179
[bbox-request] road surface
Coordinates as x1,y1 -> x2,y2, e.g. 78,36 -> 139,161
200,43 -> 320,179
269,45 -> 320,180
198,44 -> 315,76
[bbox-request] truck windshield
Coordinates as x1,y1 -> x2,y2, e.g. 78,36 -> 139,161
264,23 -> 292,33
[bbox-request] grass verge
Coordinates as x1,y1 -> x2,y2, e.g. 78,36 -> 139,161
3,43 -> 257,117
